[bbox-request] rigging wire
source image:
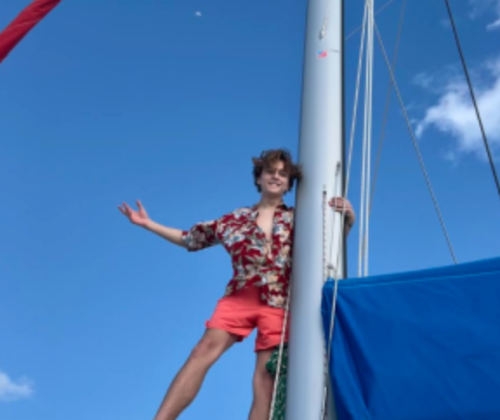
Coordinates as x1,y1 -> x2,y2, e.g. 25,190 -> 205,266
358,0 -> 375,277
325,0 -> 405,368
368,0 -> 406,218
373,21 -> 458,264
345,0 -> 400,41
323,5 -> 466,417
443,0 -> 500,202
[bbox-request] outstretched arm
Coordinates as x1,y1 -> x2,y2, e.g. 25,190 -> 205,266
118,200 -> 186,248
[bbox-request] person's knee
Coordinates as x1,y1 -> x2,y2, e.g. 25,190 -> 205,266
190,336 -> 224,364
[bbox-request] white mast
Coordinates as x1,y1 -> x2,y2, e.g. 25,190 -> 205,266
286,0 -> 344,418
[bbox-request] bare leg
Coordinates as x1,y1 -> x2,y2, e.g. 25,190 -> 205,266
248,349 -> 275,420
153,329 -> 238,420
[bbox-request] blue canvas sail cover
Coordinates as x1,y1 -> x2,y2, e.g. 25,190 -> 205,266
322,257 -> 500,420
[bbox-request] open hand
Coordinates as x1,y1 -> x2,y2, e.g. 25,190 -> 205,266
118,200 -> 150,227
328,197 -> 355,227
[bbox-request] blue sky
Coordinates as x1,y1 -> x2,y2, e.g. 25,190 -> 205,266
1,0 -> 499,419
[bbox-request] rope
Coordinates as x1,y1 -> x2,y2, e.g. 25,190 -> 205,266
320,189 -> 329,420
373,21 -> 458,264
320,165 -> 342,420
323,188 -> 329,283
321,273 -> 340,418
443,0 -> 500,202
268,285 -> 292,420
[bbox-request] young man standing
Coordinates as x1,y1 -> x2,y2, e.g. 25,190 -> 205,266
118,149 -> 355,420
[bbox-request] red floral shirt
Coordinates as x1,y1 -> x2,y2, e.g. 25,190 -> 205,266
182,203 -> 294,309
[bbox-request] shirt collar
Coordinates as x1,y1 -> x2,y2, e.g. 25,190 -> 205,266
250,201 -> 289,218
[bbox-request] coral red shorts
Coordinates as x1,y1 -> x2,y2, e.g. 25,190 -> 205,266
206,285 -> 289,352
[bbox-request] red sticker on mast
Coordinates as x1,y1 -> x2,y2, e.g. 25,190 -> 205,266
317,50 -> 328,58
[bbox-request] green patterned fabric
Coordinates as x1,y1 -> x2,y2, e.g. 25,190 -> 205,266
266,345 -> 288,420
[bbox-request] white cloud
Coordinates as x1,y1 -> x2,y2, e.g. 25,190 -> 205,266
487,18 -> 500,30
415,58 -> 500,160
0,371 -> 34,402
469,0 -> 500,30
194,11 -> 202,17
413,72 -> 435,90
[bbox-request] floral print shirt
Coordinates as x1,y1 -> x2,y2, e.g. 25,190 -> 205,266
182,203 -> 294,309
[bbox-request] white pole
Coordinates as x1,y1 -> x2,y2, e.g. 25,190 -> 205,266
286,0 -> 344,418
359,0 -> 374,277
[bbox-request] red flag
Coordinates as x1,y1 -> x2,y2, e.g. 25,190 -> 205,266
0,0 -> 63,65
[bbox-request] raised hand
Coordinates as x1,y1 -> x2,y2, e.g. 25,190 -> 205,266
118,200 -> 151,227
328,197 -> 355,227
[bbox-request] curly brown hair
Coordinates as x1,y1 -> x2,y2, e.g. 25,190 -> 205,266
252,149 -> 302,193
